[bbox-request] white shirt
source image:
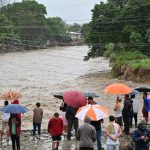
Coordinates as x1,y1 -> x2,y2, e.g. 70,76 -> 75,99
2,113 -> 10,121
106,123 -> 120,145
132,99 -> 139,113
114,103 -> 123,117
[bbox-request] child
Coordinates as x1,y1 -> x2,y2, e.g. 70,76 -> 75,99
48,112 -> 63,150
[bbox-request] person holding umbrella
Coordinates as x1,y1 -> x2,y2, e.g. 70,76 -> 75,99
142,92 -> 149,122
8,113 -> 21,150
65,105 -> 78,140
114,97 -> 123,128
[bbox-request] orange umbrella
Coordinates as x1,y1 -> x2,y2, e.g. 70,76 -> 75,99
104,83 -> 132,94
0,90 -> 22,101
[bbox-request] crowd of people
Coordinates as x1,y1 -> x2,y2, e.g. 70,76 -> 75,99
0,92 -> 150,150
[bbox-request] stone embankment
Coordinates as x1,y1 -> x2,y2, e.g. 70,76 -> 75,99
118,65 -> 150,82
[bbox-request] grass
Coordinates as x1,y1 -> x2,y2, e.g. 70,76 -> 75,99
111,51 -> 150,77
129,58 -> 150,69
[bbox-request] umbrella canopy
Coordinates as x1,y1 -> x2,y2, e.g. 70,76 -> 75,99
53,92 -> 99,100
104,83 -> 132,94
83,92 -> 99,98
53,93 -> 63,99
134,87 -> 150,92
75,104 -> 109,121
63,91 -> 87,108
0,104 -> 29,114
0,90 -> 22,101
129,90 -> 140,95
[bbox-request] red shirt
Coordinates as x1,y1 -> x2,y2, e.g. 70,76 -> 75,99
48,117 -> 63,136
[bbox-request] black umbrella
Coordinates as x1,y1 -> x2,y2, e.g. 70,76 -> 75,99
53,93 -> 63,99
134,87 -> 150,92
83,92 -> 99,98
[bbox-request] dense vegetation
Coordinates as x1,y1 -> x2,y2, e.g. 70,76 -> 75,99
0,0 -> 82,50
82,0 -> 150,75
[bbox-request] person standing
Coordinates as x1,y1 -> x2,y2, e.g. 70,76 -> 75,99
142,92 -> 149,122
130,95 -> 139,127
91,119 -> 103,150
60,100 -> 68,134
88,97 -> 103,150
122,94 -> 133,135
77,116 -> 96,150
33,102 -> 43,138
8,113 -> 21,150
0,101 -> 10,145
106,115 -> 122,150
48,112 -> 63,150
87,97 -> 97,105
132,120 -> 150,150
12,100 -> 21,119
65,105 -> 78,140
114,97 -> 123,127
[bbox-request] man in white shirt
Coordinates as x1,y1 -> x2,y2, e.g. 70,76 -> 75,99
106,115 -> 122,150
0,101 -> 10,144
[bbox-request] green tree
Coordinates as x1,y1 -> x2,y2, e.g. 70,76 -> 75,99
68,23 -> 81,32
84,0 -> 150,60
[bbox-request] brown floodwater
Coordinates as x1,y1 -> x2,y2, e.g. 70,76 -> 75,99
0,46 -> 111,129
0,46 -> 149,149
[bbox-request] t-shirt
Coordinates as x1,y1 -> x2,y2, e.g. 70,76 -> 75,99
2,113 -> 10,121
90,120 -> 101,131
106,123 -> 120,145
144,98 -> 150,112
33,107 -> 43,123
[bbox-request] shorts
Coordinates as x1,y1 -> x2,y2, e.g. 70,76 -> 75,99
52,135 -> 61,141
106,144 -> 119,150
60,112 -> 68,126
142,109 -> 148,119
1,120 -> 9,133
115,117 -> 123,126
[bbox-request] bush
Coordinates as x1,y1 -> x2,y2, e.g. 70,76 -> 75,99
112,51 -> 148,77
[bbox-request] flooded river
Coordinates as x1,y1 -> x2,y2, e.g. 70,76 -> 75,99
0,46 -> 111,129
0,46 -> 149,149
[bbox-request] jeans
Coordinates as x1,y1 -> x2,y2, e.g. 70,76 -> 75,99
79,147 -> 94,150
11,134 -> 20,150
33,122 -> 41,135
96,131 -> 102,150
123,116 -> 130,135
106,144 -> 119,150
131,113 -> 138,127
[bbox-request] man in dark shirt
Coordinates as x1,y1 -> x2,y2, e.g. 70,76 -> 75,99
65,105 -> 78,140
122,95 -> 133,135
91,119 -> 103,150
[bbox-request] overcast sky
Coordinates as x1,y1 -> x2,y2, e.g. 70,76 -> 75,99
9,0 -> 105,24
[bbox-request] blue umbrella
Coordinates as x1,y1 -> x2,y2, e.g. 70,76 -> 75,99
129,90 -> 140,95
0,104 -> 29,114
